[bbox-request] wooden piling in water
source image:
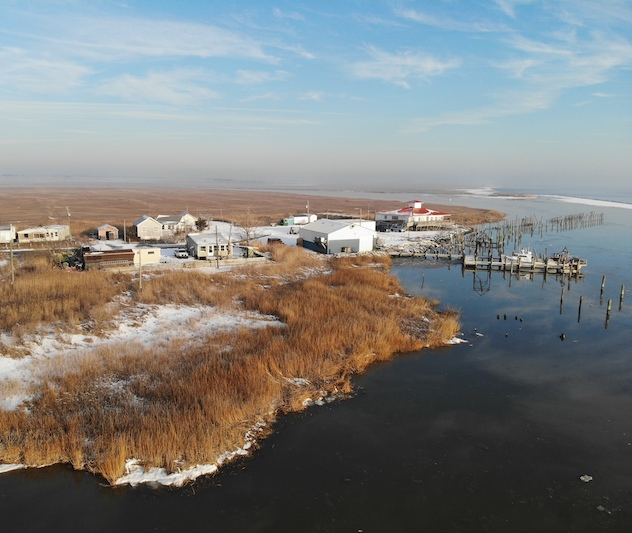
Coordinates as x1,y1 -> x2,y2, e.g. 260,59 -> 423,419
606,298 -> 612,329
578,295 -> 583,322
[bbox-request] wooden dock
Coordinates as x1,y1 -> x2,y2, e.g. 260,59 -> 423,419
462,254 -> 587,275
387,249 -> 587,275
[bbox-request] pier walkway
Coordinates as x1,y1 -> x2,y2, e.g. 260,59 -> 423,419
387,249 -> 587,275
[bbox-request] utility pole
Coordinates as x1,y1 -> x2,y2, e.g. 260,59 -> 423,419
10,235 -> 15,286
215,226 -> 220,268
138,248 -> 142,291
66,206 -> 72,244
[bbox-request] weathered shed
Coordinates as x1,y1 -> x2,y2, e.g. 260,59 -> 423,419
83,249 -> 135,269
97,224 -> 119,240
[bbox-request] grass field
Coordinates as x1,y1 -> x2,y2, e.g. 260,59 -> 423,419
0,187 -> 504,239
0,246 -> 460,485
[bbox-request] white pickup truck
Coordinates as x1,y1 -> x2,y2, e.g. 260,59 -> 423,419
174,249 -> 189,258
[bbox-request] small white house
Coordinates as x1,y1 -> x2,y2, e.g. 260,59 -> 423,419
133,215 -> 162,240
186,232 -> 233,260
134,246 -> 161,266
299,219 -> 376,254
0,224 -> 16,244
375,200 -> 451,227
156,212 -> 197,237
16,225 -> 71,243
283,213 -> 317,226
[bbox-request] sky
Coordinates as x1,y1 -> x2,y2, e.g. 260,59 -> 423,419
1,0 -> 631,192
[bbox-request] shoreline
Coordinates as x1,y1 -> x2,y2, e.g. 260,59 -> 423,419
0,248 -> 461,486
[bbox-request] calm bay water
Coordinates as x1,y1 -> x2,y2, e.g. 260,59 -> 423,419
1,192 -> 631,532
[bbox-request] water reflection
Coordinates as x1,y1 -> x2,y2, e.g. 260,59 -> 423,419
2,195 -> 631,532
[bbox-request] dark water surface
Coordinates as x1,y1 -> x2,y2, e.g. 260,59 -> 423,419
2,194 -> 631,532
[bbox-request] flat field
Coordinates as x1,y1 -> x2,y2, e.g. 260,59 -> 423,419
0,187 -> 504,234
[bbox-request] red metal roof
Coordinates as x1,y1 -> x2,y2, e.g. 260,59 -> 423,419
395,207 -> 450,216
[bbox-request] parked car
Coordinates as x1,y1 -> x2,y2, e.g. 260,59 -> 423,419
174,249 -> 189,258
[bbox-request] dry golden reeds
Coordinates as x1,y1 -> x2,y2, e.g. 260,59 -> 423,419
0,248 -> 460,484
0,253 -> 128,336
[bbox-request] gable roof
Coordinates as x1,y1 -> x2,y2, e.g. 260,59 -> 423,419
156,212 -> 195,224
301,219 -> 376,237
187,232 -> 230,245
155,215 -> 182,224
378,206 -> 450,217
133,215 -> 160,226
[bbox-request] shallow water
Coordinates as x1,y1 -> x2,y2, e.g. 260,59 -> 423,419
1,193 -> 631,532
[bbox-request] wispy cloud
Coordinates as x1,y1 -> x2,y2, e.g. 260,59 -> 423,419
96,69 -> 220,105
0,47 -> 91,94
14,15 -> 277,63
507,34 -> 574,57
409,4 -> 632,133
241,92 -> 282,102
273,8 -> 304,21
299,91 -> 326,102
350,46 -> 460,88
407,87 -> 556,132
397,7 -> 506,33
234,69 -> 291,85
352,14 -> 406,28
493,0 -> 535,19
276,43 -> 316,60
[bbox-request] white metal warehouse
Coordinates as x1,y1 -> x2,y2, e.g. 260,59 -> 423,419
299,219 -> 376,254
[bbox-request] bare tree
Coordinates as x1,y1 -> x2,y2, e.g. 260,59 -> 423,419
231,208 -> 267,248
196,215 -> 209,231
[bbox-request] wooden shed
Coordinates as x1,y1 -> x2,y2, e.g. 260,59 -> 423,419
97,224 -> 119,240
83,249 -> 135,270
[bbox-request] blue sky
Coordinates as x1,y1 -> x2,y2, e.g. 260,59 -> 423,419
1,0 -> 631,191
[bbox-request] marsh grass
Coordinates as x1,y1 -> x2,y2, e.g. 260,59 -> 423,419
0,248 -> 460,484
0,253 -> 128,337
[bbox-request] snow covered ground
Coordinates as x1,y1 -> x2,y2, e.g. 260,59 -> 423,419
0,293 -> 284,485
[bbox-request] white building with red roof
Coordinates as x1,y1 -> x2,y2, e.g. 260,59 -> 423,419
375,200 -> 451,228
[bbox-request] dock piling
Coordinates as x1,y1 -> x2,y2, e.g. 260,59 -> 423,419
578,295 -> 583,323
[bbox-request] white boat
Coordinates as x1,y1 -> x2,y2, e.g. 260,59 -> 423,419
502,248 -> 533,265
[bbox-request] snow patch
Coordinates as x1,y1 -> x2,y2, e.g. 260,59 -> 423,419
0,464 -> 25,474
445,336 -> 468,345
114,422 -> 268,487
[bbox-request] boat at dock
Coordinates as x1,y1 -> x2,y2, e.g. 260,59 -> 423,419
463,247 -> 586,275
501,248 -> 534,267
544,247 -> 587,273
